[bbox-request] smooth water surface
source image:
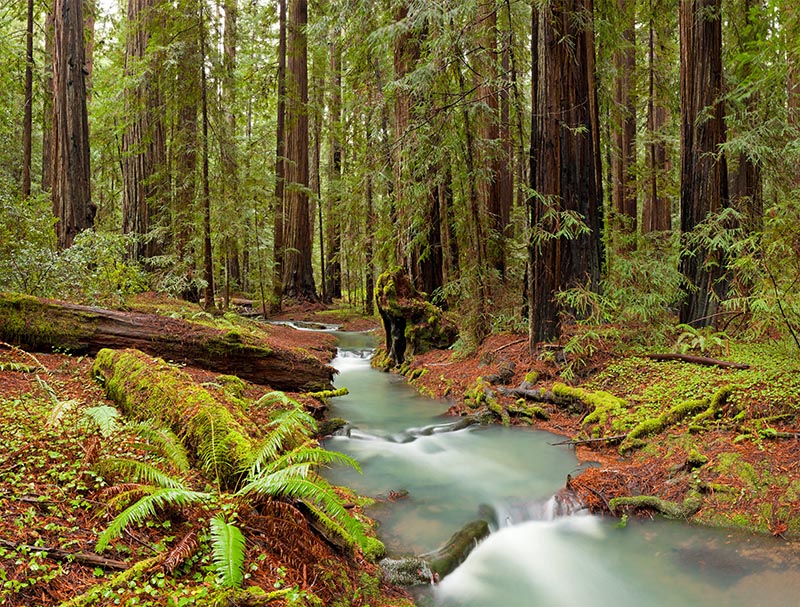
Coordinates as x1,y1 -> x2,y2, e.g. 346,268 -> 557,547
324,334 -> 800,606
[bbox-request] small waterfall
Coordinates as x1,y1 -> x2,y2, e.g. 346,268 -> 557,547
484,488 -> 588,528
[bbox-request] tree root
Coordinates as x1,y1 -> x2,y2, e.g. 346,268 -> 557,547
609,485 -> 703,521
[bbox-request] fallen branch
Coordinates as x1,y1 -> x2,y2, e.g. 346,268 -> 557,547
0,538 -> 129,570
644,353 -> 750,369
551,433 -> 628,447
491,338 -> 526,354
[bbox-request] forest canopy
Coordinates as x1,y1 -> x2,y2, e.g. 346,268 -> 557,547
1,0 -> 799,353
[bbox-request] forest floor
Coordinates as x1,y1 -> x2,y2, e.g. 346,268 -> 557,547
0,294 -> 413,607
2,295 -> 799,605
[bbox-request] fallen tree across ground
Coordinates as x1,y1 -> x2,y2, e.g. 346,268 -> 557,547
0,293 -> 334,391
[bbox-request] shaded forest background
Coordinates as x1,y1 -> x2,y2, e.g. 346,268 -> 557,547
1,0 -> 800,354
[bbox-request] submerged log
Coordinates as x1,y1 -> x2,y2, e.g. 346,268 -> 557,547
374,268 -> 457,366
0,293 -> 334,391
380,519 -> 490,585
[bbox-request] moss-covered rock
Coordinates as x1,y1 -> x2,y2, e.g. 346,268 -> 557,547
92,348 -> 255,486
374,267 -> 457,366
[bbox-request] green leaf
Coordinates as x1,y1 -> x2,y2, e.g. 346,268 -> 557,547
209,516 -> 246,588
84,405 -> 122,437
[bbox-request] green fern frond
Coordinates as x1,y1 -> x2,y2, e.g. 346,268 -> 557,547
96,457 -> 188,489
106,484 -> 157,511
209,516 -> 246,588
255,443 -> 360,479
128,421 -> 190,472
246,407 -> 318,476
237,471 -> 365,549
96,487 -> 208,553
84,405 -> 122,437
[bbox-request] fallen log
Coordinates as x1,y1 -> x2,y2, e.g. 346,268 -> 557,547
93,348 -> 256,485
644,353 -> 750,370
0,293 -> 334,391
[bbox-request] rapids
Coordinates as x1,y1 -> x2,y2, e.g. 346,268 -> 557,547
323,332 -> 800,606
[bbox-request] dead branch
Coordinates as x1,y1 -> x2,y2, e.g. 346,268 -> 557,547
0,538 -> 129,570
644,353 -> 750,369
551,434 -> 628,447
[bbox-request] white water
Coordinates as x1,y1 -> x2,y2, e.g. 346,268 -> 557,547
324,334 -> 800,606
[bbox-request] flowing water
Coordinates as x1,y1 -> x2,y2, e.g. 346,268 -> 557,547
322,332 -> 800,606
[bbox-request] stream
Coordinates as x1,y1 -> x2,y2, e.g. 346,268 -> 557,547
320,331 -> 800,606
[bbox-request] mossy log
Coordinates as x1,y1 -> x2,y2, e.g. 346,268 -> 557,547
380,519 -> 490,585
374,268 -> 457,366
422,519 -> 490,577
609,485 -> 703,520
93,348 -> 255,484
0,293 -> 334,391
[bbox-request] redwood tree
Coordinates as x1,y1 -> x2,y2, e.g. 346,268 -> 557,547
121,0 -> 166,260
529,0 -> 604,345
52,0 -> 94,249
281,0 -> 317,301
678,0 -> 728,326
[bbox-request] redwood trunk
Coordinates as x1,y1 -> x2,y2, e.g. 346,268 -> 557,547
679,0 -> 728,326
529,0 -> 603,345
282,0 -> 317,301
272,0 -> 287,311
52,0 -> 94,249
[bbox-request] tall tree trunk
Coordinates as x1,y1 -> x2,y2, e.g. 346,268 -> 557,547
222,0 -> 240,299
679,0 -> 728,326
611,0 -> 637,241
324,39 -> 343,302
730,0 -> 762,233
364,113 -> 375,316
122,0 -> 166,261
199,4 -> 214,311
42,11 -> 54,192
476,0 -> 508,278
52,0 -> 94,249
272,0 -> 287,311
392,3 -> 418,269
22,0 -> 34,198
642,4 -> 671,233
173,0 -> 200,294
282,0 -> 317,301
529,0 -> 604,346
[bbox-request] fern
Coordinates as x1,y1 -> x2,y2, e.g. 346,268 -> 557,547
238,469 -> 365,549
96,487 -> 208,552
127,421 -> 190,472
209,516 -> 246,588
253,443 -> 360,480
95,457 -> 188,490
84,405 -> 122,437
246,406 -> 318,477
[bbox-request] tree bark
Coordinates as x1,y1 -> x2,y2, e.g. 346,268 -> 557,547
121,0 -> 167,261
22,0 -> 34,198
199,4 -> 215,311
272,0 -> 287,312
282,0 -> 317,301
42,11 -> 54,192
52,0 -> 95,249
0,294 -> 335,391
642,2 -> 672,234
678,0 -> 728,327
611,0 -> 637,241
324,39 -> 343,303
529,0 -> 603,345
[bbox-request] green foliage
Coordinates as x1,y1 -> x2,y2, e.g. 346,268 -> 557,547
84,405 -> 123,438
674,323 -> 729,356
209,516 -> 246,588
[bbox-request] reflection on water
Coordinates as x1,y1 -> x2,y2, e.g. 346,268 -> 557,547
323,335 -> 800,606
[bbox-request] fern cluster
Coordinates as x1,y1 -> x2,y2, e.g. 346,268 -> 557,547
91,393 -> 376,592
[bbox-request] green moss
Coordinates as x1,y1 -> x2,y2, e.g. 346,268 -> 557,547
524,371 -> 540,384
360,536 -> 386,562
305,387 -> 349,400
216,374 -> 247,398
0,292 -> 94,352
92,348 -> 254,485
